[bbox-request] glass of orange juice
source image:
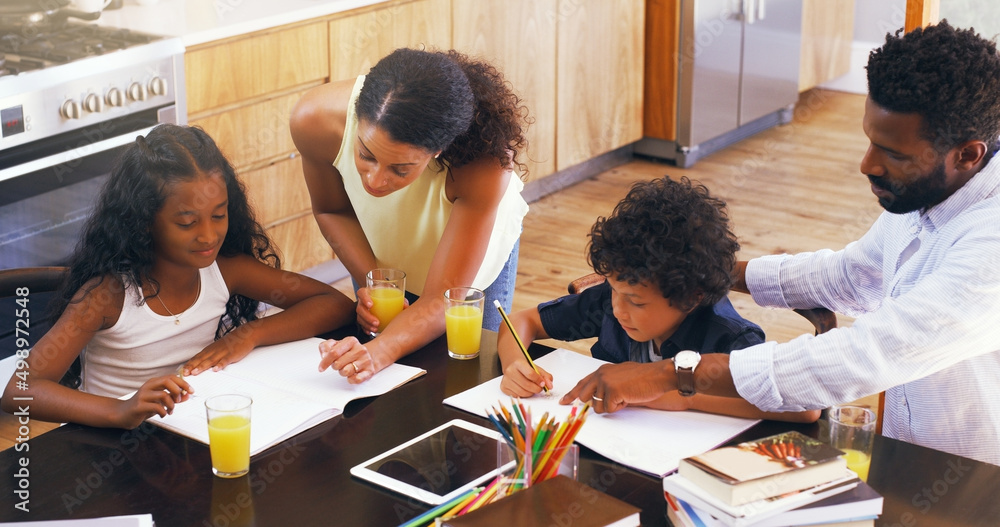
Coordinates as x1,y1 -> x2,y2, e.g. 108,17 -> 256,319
444,287 -> 485,360
206,393 -> 253,478
366,268 -> 406,335
828,405 -> 876,481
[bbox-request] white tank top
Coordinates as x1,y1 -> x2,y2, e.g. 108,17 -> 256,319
81,262 -> 231,397
334,75 -> 528,295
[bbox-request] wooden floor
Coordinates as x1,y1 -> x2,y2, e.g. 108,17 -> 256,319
2,89 -> 877,450
510,88 -> 880,353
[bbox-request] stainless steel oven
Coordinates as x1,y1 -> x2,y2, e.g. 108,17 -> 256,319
0,20 -> 185,270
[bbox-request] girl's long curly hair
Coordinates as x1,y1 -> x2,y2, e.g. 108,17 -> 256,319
54,124 -> 279,339
356,48 -> 530,176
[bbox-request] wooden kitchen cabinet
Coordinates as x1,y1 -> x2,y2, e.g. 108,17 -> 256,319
556,0 -> 645,170
185,21 -> 332,272
452,0 -> 557,181
185,22 -> 328,115
800,0 -> 855,92
328,0 -> 452,81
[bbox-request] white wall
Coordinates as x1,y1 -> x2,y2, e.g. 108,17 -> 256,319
819,0 -> 998,95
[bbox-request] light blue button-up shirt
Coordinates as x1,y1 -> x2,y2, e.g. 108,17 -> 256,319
734,152 -> 1000,466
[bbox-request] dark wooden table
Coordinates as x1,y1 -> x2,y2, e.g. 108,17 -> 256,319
3,328 -> 999,526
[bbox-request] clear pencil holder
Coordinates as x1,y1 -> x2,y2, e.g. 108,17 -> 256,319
495,441 -> 579,498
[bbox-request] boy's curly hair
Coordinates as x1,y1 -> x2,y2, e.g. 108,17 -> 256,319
867,20 -> 1000,157
588,177 -> 739,312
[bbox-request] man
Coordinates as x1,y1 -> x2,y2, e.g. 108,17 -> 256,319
563,21 -> 1000,466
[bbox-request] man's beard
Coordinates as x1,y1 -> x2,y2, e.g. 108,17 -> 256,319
868,161 -> 948,214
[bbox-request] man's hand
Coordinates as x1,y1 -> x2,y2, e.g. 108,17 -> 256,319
559,362 -> 672,413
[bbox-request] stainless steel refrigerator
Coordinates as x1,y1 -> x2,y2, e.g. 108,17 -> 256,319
636,0 -> 803,167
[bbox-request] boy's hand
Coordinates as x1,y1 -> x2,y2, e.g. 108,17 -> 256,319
318,336 -> 373,384
182,334 -> 256,376
117,375 -> 192,429
500,360 -> 553,397
559,362 -> 672,414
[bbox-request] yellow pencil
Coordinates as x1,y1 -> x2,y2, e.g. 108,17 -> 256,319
494,299 -> 549,393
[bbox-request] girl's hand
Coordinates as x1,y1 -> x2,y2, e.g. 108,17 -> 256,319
116,375 -> 192,429
318,337 -> 374,384
182,334 -> 256,376
500,360 -> 553,397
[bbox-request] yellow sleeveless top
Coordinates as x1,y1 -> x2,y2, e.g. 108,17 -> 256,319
334,76 -> 528,295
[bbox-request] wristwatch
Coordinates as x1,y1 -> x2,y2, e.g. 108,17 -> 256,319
673,350 -> 701,397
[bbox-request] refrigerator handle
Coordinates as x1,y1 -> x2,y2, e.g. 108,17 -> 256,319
757,0 -> 766,21
744,0 -> 756,24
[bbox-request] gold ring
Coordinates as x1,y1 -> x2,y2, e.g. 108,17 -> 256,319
352,361 -> 359,374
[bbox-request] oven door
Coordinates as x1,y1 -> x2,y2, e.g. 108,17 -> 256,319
0,104 -> 179,270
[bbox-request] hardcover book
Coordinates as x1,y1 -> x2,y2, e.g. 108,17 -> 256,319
662,471 -> 860,527
678,431 -> 847,505
670,479 -> 883,527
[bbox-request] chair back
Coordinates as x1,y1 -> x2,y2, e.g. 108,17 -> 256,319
0,267 -> 77,388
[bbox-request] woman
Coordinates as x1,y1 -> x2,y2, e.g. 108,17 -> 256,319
290,48 -> 530,382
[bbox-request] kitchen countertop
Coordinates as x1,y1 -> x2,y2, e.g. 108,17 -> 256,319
95,0 -> 390,47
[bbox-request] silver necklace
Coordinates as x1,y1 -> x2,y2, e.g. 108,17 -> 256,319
153,278 -> 201,325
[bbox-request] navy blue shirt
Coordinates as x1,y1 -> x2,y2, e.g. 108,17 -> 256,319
537,281 -> 764,363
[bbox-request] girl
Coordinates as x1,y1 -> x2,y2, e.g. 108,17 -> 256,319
1,124 -> 357,429
291,48 -> 530,383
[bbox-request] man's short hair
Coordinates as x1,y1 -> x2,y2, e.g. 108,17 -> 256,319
867,20 -> 1000,156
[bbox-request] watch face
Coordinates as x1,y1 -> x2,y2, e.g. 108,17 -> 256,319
674,351 -> 700,369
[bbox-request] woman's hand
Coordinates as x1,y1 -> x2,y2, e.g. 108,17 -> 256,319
318,336 -> 374,384
355,286 -> 409,335
115,375 -> 192,429
354,287 -> 380,335
182,329 -> 257,376
500,360 -> 553,397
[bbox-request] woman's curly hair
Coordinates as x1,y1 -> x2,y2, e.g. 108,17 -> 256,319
54,124 -> 278,339
588,177 -> 739,312
356,48 -> 530,176
867,20 -> 1000,157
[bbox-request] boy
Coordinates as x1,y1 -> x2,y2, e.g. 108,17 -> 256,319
498,177 -> 819,423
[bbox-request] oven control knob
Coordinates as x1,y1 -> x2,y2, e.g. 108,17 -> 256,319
106,87 -> 125,107
128,81 -> 148,102
148,76 -> 168,97
84,93 -> 104,113
61,99 -> 81,120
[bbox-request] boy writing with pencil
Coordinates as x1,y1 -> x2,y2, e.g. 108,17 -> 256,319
497,177 -> 819,423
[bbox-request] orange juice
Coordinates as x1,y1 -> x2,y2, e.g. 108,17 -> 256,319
445,305 -> 483,358
370,287 -> 405,333
842,448 -> 871,481
208,414 -> 251,477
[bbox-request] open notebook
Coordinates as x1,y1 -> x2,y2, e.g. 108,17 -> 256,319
144,337 -> 425,456
443,349 -> 759,477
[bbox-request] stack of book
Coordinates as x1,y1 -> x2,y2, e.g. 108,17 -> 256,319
662,431 -> 883,527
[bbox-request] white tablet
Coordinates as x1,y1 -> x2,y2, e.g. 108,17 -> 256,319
350,419 -> 512,505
